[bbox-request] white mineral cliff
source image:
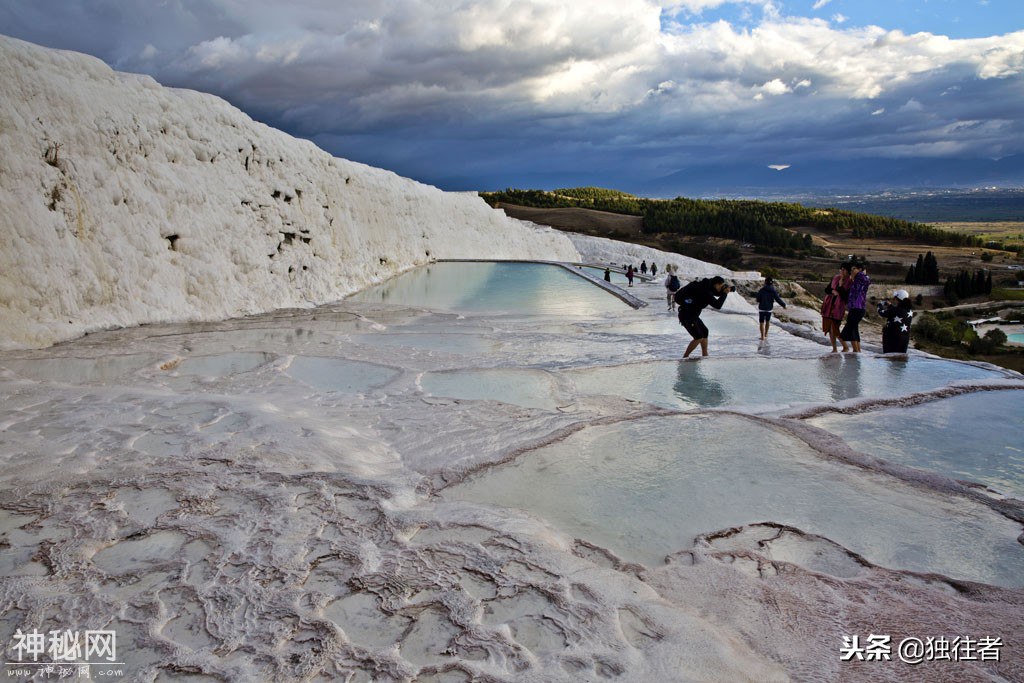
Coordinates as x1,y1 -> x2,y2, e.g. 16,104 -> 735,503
0,36 -> 581,349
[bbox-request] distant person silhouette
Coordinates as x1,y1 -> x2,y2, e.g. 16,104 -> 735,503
664,267 -> 681,310
640,260 -> 647,275
604,267 -> 611,282
626,265 -> 635,287
651,263 -> 658,277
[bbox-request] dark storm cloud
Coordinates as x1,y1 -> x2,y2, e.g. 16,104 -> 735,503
2,0 -> 1022,191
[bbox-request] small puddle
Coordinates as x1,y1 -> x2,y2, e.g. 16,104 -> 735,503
420,368 -> 561,410
174,352 -> 276,378
285,356 -> 400,393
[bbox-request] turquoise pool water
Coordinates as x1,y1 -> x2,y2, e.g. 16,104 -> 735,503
808,390 -> 1024,498
349,261 -> 627,316
1009,333 -> 1024,344
444,414 -> 1024,586
582,266 -> 631,286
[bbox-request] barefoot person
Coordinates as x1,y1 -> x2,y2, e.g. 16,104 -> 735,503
821,263 -> 852,353
675,275 -> 733,357
664,266 -> 681,311
840,260 -> 871,353
756,277 -> 787,340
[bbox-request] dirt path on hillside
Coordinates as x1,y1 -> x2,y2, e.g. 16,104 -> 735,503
496,203 -> 643,234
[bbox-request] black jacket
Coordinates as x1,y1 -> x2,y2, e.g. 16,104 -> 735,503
756,284 -> 786,311
877,299 -> 913,353
675,279 -> 728,318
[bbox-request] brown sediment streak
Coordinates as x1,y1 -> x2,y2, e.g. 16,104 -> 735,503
698,522 -> 875,569
713,409 -> 1024,532
571,539 -> 646,577
426,406 -> 677,494
781,380 -> 1024,420
691,521 -> 1003,595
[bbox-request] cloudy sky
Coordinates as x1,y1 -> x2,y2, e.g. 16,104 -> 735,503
2,0 -> 1023,195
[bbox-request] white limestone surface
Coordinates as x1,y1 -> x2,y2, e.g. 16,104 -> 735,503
0,36 -> 579,350
567,232 -> 762,281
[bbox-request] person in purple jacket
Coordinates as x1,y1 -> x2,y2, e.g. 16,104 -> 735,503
840,260 -> 871,353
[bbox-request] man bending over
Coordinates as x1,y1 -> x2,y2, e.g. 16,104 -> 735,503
675,275 -> 733,358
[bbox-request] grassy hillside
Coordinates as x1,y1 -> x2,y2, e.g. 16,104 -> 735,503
481,188 -> 982,255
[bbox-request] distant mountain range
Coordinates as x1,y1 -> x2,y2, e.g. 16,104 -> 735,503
639,155 -> 1024,200
766,188 -> 1024,223
462,156 -> 1024,216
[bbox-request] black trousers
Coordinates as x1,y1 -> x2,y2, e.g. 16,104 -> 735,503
840,308 -> 865,342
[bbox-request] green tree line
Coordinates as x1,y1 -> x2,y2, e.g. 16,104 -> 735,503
480,188 -> 982,250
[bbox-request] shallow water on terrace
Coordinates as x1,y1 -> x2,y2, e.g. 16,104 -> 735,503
443,414 -> 1024,586
354,332 -> 500,355
174,352 -> 276,378
568,355 -> 1002,411
349,261 -> 627,316
419,368 -> 562,410
1,354 -> 160,384
284,356 -> 400,393
582,266 -> 631,285
808,390 -> 1024,498
594,310 -> 760,338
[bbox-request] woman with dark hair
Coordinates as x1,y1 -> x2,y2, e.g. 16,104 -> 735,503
821,262 -> 852,353
840,260 -> 871,353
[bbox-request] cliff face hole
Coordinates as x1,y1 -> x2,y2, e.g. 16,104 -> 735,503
48,185 -> 63,211
166,234 -> 180,251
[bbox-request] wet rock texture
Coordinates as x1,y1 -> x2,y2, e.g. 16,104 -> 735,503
2,287 -> 1023,681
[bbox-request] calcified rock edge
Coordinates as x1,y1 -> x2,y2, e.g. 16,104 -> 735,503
1,36 -> 1023,683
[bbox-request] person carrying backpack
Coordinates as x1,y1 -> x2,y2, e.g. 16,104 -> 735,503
664,267 -> 681,311
756,277 -> 787,340
675,275 -> 733,357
